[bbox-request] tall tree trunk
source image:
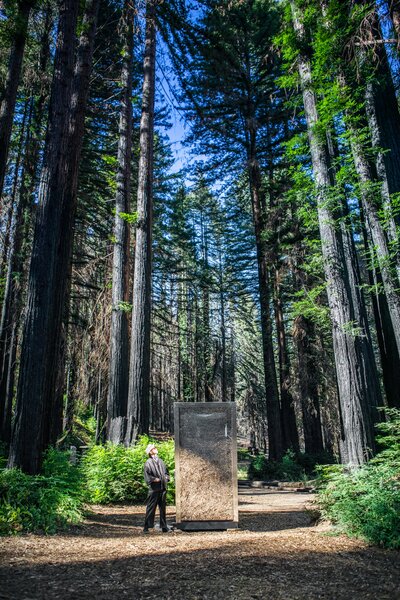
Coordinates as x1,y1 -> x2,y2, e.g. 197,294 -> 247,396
349,127 -> 400,357
273,266 -> 300,454
0,6 -> 52,446
0,0 -> 33,200
243,45 -> 282,458
292,2 -> 381,465
106,0 -> 134,444
8,0 -> 99,474
125,0 -> 156,445
364,234 -> 400,409
247,154 -> 283,460
355,3 -> 400,238
0,201 -> 13,288
219,251 -> 227,401
63,359 -> 76,433
200,206 -> 212,402
0,3 -> 53,444
0,97 -> 30,444
292,315 -> 324,455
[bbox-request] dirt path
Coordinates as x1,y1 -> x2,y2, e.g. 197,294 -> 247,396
1,489 -> 399,600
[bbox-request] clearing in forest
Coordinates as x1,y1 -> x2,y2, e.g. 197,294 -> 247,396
1,489 -> 399,600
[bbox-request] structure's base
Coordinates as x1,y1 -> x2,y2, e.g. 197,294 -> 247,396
175,521 -> 238,531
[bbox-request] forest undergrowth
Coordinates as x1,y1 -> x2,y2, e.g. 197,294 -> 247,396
1,411 -> 399,549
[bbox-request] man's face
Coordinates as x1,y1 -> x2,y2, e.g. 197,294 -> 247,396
150,447 -> 158,457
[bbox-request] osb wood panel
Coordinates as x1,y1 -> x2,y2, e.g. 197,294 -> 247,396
175,403 -> 238,523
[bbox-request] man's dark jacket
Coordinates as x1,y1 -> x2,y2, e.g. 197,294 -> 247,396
144,457 -> 169,492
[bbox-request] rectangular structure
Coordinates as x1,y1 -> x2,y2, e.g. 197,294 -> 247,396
174,402 -> 238,530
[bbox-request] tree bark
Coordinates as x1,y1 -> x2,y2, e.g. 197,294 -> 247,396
106,0 -> 134,445
0,6 -> 52,446
0,201 -> 13,293
200,204 -> 212,402
363,231 -> 400,409
8,0 -> 99,474
357,4 -> 400,237
0,97 -> 30,444
349,129 -> 400,357
247,153 -> 283,460
292,1 -> 381,465
293,316 -> 324,455
125,0 -> 156,445
0,0 -> 33,200
242,44 -> 283,458
219,250 -> 227,401
273,266 -> 300,454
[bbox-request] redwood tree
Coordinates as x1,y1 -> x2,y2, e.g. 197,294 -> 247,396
106,0 -> 134,445
8,0 -> 99,474
125,0 -> 156,445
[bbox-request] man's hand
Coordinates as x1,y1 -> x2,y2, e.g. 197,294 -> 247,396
154,478 -> 160,482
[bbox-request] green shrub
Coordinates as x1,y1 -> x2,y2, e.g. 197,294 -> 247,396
248,449 -> 334,481
237,448 -> 251,461
317,409 -> 400,549
81,435 -> 175,504
0,448 -> 85,535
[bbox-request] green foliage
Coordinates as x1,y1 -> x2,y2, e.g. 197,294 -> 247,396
373,409 -> 400,469
291,284 -> 330,330
248,449 -> 334,481
116,300 -> 132,312
317,409 -> 400,549
0,449 -> 85,535
80,436 -> 175,505
237,465 -> 249,480
237,448 -> 251,461
118,211 -> 137,224
0,437 -> 176,535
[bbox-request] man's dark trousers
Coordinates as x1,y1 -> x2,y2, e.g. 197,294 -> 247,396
144,490 -> 167,530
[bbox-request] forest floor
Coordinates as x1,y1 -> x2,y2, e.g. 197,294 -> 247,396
1,489 -> 399,600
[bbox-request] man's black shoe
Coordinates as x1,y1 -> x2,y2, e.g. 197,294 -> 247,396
162,527 -> 173,533
143,528 -> 149,534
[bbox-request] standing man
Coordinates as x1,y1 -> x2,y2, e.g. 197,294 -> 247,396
143,443 -> 171,533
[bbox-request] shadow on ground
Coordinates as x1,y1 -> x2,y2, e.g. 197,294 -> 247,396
0,534 -> 399,600
63,508 -> 312,538
1,492 -> 399,600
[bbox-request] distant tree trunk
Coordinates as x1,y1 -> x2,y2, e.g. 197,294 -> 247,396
242,47 -> 282,458
247,153 -> 283,460
292,2 -> 381,465
125,0 -> 156,445
8,0 -> 99,474
0,98 -> 30,444
0,0 -> 33,199
0,202 -> 13,289
219,251 -> 227,401
202,284 -> 211,401
364,238 -> 400,409
106,0 -> 134,444
273,266 -> 300,454
200,207 -> 212,402
293,315 -> 324,455
63,359 -> 76,433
